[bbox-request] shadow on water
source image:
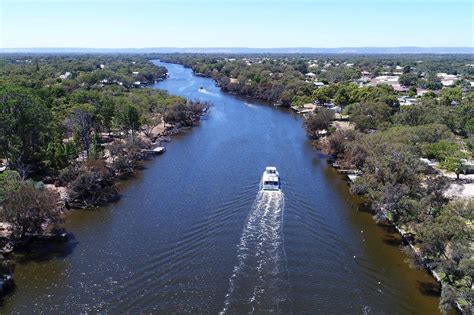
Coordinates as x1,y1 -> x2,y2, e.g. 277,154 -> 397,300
14,234 -> 78,265
418,280 -> 441,297
375,222 -> 405,247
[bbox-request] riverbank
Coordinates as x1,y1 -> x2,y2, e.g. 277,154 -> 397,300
0,114 -> 208,300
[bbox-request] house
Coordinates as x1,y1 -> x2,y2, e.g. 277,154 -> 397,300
441,80 -> 455,87
59,72 -> 71,80
357,76 -> 371,84
305,72 -> 317,78
416,88 -> 429,96
392,84 -> 408,93
314,81 -> 325,87
369,75 -> 399,86
398,96 -> 417,106
132,71 -> 140,75
437,73 -> 458,86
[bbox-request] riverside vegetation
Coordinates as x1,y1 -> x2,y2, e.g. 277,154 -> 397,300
0,54 -> 208,291
157,54 -> 473,313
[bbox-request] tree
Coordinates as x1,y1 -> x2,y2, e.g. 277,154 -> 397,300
416,199 -> 473,311
97,98 -> 115,133
303,108 -> 335,138
1,179 -> 61,240
349,102 -> 392,131
334,86 -> 350,107
66,107 -> 93,157
66,160 -> 118,208
142,114 -> 163,138
117,104 -> 141,135
399,73 -> 418,87
423,140 -> 469,179
0,85 -> 50,164
46,140 -> 78,171
312,86 -> 333,105
440,87 -> 462,107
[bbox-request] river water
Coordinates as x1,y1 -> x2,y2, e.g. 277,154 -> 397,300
2,61 -> 441,314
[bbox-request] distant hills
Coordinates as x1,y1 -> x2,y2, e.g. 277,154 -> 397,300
1,47 -> 473,54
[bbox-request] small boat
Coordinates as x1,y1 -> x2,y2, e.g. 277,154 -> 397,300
198,86 -> 205,92
261,166 -> 281,191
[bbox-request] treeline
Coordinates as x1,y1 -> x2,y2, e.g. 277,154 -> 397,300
0,55 -> 208,248
158,53 -> 474,106
0,54 -> 168,88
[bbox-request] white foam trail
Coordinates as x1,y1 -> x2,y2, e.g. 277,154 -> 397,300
221,190 -> 288,314
198,88 -> 219,97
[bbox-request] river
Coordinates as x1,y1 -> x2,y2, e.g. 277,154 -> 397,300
2,61 -> 441,314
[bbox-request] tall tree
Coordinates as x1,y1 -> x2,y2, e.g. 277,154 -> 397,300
0,85 -> 50,164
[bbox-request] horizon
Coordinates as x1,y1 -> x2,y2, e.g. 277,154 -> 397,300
2,46 -> 473,55
3,46 -> 474,49
2,0 -> 473,49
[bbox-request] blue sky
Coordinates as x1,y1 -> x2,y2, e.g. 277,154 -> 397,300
1,0 -> 473,48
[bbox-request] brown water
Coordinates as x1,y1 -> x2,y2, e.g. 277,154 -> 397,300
2,61 -> 441,314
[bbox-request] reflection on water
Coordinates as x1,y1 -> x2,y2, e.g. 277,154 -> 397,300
1,61 -> 441,314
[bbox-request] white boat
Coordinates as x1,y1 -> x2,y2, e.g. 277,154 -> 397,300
261,166 -> 281,191
198,86 -> 205,92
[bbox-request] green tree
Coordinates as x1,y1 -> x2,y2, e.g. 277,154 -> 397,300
116,104 -> 141,135
399,73 -> 418,87
1,178 -> 61,240
0,85 -> 50,163
440,87 -> 462,107
349,102 -> 392,131
303,107 -> 335,138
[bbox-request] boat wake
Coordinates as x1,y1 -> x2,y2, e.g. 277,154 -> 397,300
198,88 -> 221,98
221,190 -> 289,314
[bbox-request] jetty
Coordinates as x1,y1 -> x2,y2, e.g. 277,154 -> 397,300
142,146 -> 166,155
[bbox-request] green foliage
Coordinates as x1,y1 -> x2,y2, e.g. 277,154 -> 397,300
303,108 -> 335,138
0,85 -> 51,163
291,95 -> 312,107
117,104 -> 141,133
417,200 -> 473,312
349,102 -> 393,131
423,140 -> 462,161
440,87 -> 462,106
0,177 -> 61,240
399,73 -> 418,87
465,118 -> 474,135
0,55 -> 191,175
46,140 -> 79,170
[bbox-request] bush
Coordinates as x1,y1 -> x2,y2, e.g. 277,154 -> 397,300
67,169 -> 117,208
303,108 -> 335,138
1,180 -> 61,240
